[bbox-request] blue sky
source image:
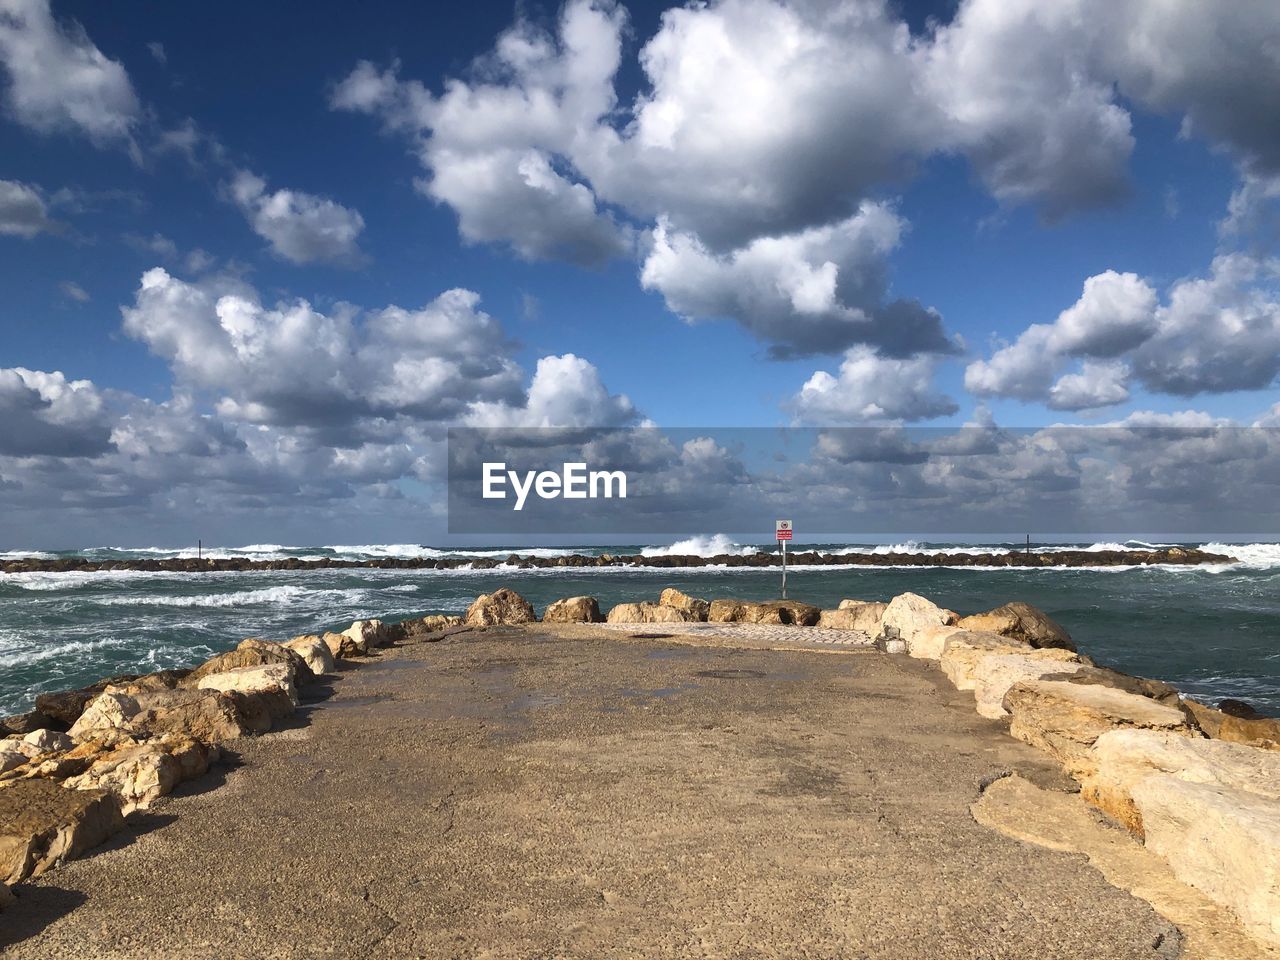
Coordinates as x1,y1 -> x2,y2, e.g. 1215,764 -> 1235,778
2,0 -> 1279,546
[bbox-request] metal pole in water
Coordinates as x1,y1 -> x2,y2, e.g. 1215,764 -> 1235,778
198,539 -> 202,560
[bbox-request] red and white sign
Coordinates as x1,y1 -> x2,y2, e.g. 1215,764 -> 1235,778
775,519 -> 793,541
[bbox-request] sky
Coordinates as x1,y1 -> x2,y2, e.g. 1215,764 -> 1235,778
1,0 -> 1279,547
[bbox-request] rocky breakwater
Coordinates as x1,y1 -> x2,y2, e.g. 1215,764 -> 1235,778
0,544 -> 1235,575
868,590 -> 1280,950
0,610 -> 471,906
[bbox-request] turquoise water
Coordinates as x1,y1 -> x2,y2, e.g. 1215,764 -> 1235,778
2,541 -> 1278,715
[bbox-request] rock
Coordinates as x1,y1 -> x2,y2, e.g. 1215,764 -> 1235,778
184,638 -> 310,687
1,711 -> 57,736
339,619 -> 395,654
875,636 -> 908,654
543,596 -> 604,623
708,599 -> 820,626
0,780 -> 125,884
32,690 -> 95,728
1082,729 -> 1280,837
958,601 -> 1075,651
20,729 -> 74,757
0,744 -> 26,773
283,634 -> 337,677
197,664 -> 298,724
1132,775 -> 1280,947
708,599 -> 748,623
1184,699 -> 1280,750
392,615 -> 466,644
907,624 -> 967,660
464,588 -> 537,627
63,735 -> 216,815
1219,698 -> 1267,720
879,593 -> 956,648
972,652 -> 1084,719
816,609 -> 866,631
605,602 -> 693,624
659,588 -> 710,621
68,692 -> 140,741
1049,666 -> 1183,707
321,631 -> 359,659
939,632 -> 1029,690
71,688 -> 257,744
1003,679 -> 1193,779
832,601 -> 887,632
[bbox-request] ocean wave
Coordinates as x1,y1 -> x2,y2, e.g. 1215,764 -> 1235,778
1201,542 -> 1280,569
640,535 -> 761,558
93,585 -> 366,608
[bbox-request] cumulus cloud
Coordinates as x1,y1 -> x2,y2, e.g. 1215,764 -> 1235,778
228,171 -> 366,266
0,178 -> 58,237
465,353 -> 637,428
0,0 -> 140,150
966,270 -> 1158,408
791,346 -> 958,423
121,268 -> 526,437
0,367 -> 113,456
640,203 -> 957,358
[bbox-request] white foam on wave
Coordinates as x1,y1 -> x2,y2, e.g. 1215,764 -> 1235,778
0,635 -> 136,670
324,543 -> 577,560
640,534 -> 760,558
1201,542 -> 1280,569
94,585 -> 365,608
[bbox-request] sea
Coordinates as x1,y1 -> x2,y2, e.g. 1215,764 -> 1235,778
2,536 -> 1278,716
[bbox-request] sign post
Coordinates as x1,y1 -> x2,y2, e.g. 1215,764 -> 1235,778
775,520 -> 793,599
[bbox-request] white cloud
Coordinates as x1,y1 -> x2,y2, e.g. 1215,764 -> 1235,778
966,270 -> 1157,406
229,170 -> 366,266
0,0 -> 140,150
791,346 -> 958,423
146,41 -> 165,65
0,178 -> 57,237
59,279 -> 88,303
1048,360 -> 1131,410
0,366 -> 113,456
121,269 -> 530,437
639,203 -> 956,357
1133,254 -> 1280,395
466,353 -> 636,428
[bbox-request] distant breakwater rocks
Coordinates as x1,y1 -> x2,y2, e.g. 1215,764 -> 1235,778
2,585 -> 1277,949
0,544 -> 1235,575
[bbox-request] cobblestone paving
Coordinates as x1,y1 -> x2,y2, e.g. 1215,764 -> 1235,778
597,621 -> 874,647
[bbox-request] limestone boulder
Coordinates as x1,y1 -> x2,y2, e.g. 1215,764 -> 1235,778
71,689 -> 257,744
605,602 -> 693,624
972,652 -> 1084,719
939,632 -> 1029,690
0,744 -> 26,774
342,619 -> 396,653
19,729 -> 74,758
0,780 -> 125,884
1048,666 -> 1183,707
464,588 -> 537,627
907,624 -> 967,661
197,664 -> 298,727
321,631 -> 359,659
183,638 -> 310,687
1132,775 -> 1280,947
1,711 -> 56,736
833,601 -> 887,632
815,608 -> 868,631
880,593 -> 956,649
393,615 -> 465,645
1184,699 -> 1280,750
1083,729 -> 1280,836
709,599 -> 820,626
67,692 -> 140,741
1003,679 -> 1193,780
543,596 -> 604,623
63,735 -> 217,815
659,588 -> 710,621
283,634 -> 336,677
958,601 -> 1075,651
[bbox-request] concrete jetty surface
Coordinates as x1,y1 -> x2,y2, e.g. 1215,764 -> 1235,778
1,624 -> 1198,958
